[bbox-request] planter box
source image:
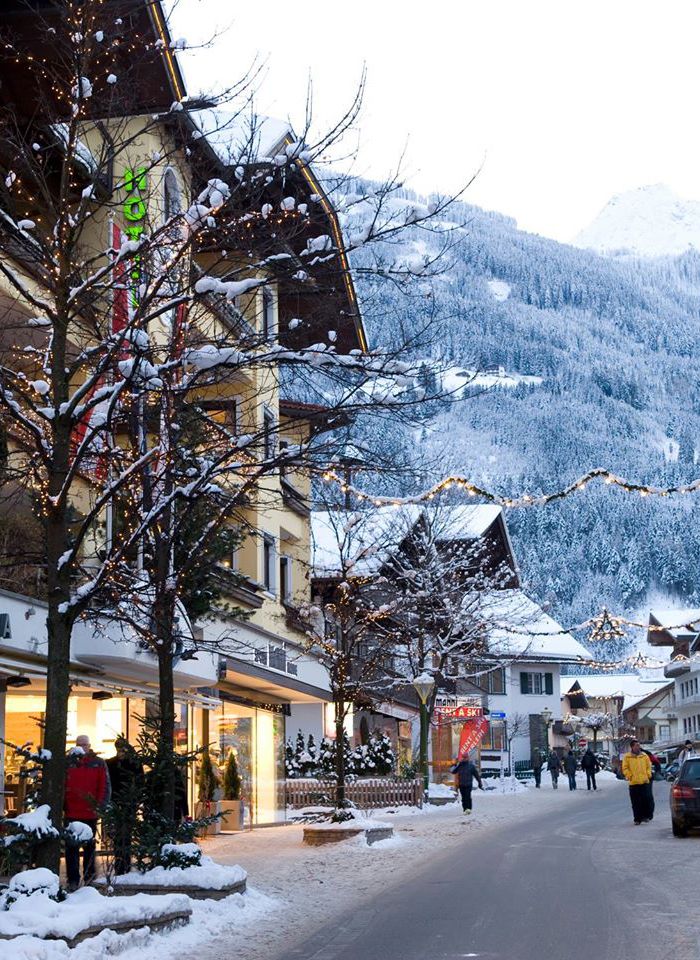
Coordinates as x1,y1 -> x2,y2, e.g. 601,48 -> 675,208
0,890 -> 191,948
303,824 -> 393,846
97,877 -> 246,901
220,799 -> 243,831
195,800 -> 222,835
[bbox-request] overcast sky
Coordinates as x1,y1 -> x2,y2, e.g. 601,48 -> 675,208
171,1 -> 700,243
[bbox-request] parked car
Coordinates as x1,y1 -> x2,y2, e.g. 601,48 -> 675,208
669,758 -> 700,837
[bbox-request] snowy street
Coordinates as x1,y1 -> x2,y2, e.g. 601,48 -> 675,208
169,775 -> 697,960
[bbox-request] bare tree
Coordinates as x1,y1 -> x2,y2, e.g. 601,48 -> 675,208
0,0 -> 469,858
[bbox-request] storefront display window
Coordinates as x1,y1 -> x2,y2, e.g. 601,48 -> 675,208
213,697 -> 285,824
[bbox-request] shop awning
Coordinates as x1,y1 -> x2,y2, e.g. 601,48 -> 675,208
221,657 -> 332,703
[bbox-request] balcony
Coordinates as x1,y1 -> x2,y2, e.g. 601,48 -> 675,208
665,660 -> 691,679
281,477 -> 310,518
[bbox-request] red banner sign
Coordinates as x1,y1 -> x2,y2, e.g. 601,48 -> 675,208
457,716 -> 489,760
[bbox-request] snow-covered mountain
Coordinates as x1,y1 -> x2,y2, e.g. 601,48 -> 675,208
574,184 -> 700,258
332,176 -> 700,658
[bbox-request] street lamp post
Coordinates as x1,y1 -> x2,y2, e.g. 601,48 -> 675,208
412,673 -> 436,798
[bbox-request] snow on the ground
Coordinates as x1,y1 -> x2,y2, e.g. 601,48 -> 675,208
7,780 -> 624,960
487,278 -> 511,301
428,781 -> 455,798
176,779 -> 615,960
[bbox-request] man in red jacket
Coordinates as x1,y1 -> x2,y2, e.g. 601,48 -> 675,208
64,734 -> 111,891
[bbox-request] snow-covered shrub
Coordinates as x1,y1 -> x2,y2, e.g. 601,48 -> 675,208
157,842 -> 202,870
0,867 -> 65,910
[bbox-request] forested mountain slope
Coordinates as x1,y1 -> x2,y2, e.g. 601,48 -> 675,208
336,180 -> 700,656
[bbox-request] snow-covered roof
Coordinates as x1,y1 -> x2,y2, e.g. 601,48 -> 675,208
432,505 -> 502,541
486,591 -> 591,663
191,108 -> 293,167
311,505 -> 504,578
649,608 -> 700,640
564,673 -> 669,709
311,507 -> 419,578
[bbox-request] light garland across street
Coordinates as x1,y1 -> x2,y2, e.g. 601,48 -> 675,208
319,467 -> 700,509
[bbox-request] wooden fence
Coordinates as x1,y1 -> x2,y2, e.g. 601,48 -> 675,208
286,777 -> 423,809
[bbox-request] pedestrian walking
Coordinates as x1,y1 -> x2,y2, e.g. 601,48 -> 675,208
64,734 -> 111,891
451,755 -> 484,813
531,749 -> 543,788
547,750 -> 561,788
621,739 -> 653,825
678,739 -> 697,766
106,738 -> 144,875
564,750 -> 578,790
580,747 -> 600,791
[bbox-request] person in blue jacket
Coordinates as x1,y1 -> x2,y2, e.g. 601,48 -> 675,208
451,755 -> 484,813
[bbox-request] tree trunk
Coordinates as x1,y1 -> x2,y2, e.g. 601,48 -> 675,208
35,607 -> 71,871
334,698 -> 346,810
36,377 -> 73,871
593,729 -> 598,751
156,644 -> 176,821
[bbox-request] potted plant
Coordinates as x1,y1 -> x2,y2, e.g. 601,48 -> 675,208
195,750 -> 222,835
220,750 -> 243,831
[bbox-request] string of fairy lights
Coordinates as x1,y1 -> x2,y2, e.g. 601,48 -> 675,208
319,470 -> 700,672
319,466 -> 700,509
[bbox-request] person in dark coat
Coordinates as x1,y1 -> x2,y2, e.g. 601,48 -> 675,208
531,749 -> 543,788
580,748 -> 601,791
106,738 -> 144,875
547,750 -> 562,788
450,755 -> 484,813
564,750 -> 578,790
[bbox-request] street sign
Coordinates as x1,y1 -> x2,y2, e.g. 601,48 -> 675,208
490,711 -> 506,720
578,737 -> 588,748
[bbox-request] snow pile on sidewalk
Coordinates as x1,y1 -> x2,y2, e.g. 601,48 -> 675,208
0,874 -> 189,941
428,782 -> 456,799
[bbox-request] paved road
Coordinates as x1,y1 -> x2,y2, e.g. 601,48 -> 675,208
281,781 -> 700,960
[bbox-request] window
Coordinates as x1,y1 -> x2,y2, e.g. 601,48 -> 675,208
261,288 -> 275,341
279,555 -> 292,603
268,645 -> 286,671
163,167 -> 181,221
520,671 -> 553,696
484,722 -> 505,751
263,407 -> 276,460
262,534 -> 276,593
487,667 -> 506,695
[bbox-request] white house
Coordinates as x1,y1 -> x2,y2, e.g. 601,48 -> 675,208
647,608 -> 700,755
476,591 -> 592,772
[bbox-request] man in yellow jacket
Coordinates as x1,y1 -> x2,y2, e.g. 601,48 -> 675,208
621,739 -> 653,824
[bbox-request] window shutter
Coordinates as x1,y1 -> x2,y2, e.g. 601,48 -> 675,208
520,672 -> 528,694
544,672 -> 553,696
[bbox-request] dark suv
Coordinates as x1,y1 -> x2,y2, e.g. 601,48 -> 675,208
670,758 -> 700,836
